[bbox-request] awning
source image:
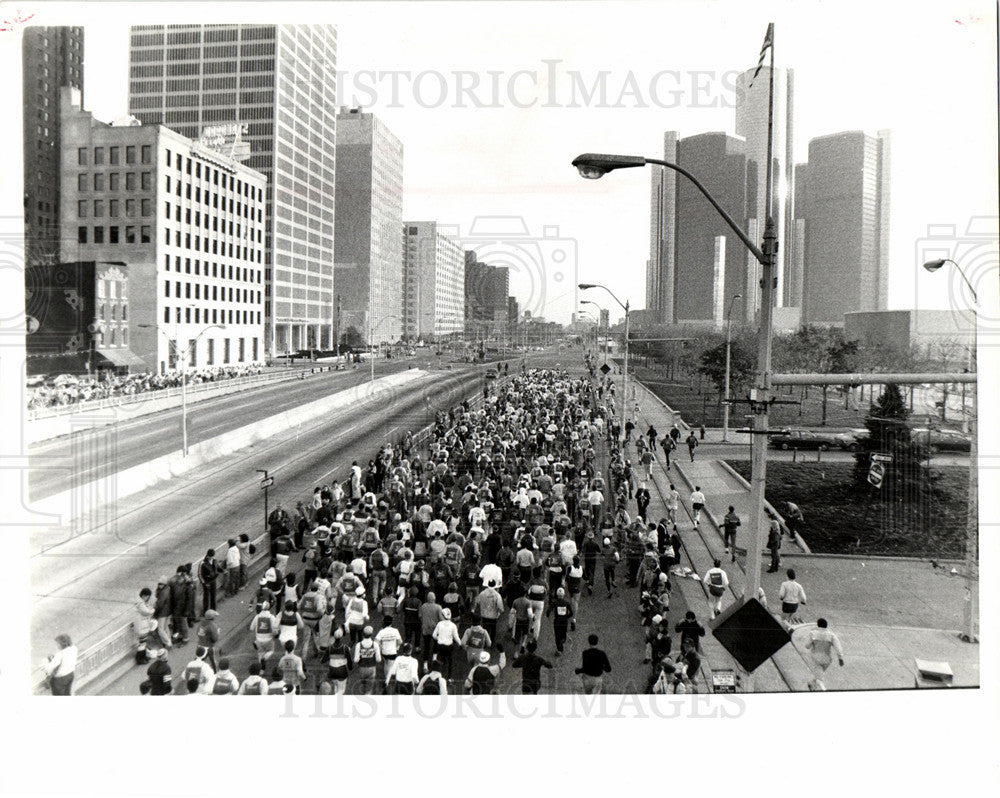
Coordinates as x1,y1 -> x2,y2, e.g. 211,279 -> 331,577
96,348 -> 146,369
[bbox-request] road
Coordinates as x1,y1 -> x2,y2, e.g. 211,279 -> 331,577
28,355 -> 495,502
29,364 -> 492,672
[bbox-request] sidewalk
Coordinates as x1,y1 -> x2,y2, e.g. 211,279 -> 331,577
625,376 -> 979,691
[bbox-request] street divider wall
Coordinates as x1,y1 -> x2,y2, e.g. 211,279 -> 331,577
31,371 -> 429,528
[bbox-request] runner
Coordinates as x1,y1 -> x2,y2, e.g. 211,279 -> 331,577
804,618 -> 844,691
703,559 -> 730,618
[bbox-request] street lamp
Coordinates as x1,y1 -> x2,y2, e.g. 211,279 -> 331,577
140,319 -> 225,456
580,299 -> 608,363
579,283 -> 630,435
923,257 -> 978,644
574,152 -> 778,613
723,293 -> 742,442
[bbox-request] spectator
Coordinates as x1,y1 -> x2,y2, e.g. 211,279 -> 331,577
43,634 -> 77,696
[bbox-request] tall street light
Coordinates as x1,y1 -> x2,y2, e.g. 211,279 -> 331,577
923,257 -> 978,644
579,283 -> 629,434
723,293 -> 742,443
580,299 -> 608,363
573,152 -> 778,611
140,319 -> 225,456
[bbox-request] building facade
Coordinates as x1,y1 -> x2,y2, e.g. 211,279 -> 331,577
464,252 -> 510,338
402,222 -> 464,340
22,26 -> 84,268
797,130 -> 891,325
126,24 -> 338,357
333,108 -> 404,346
59,89 -> 267,374
647,131 -> 678,324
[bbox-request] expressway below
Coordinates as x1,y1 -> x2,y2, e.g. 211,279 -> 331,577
28,363 -> 492,673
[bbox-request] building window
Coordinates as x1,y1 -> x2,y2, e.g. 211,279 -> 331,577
164,201 -> 170,217
93,226 -> 104,244
239,338 -> 245,362
94,174 -> 105,191
186,307 -> 192,323
141,145 -> 152,164
126,173 -> 136,190
110,200 -> 119,217
93,200 -> 104,217
110,146 -> 120,165
126,199 -> 136,217
175,281 -> 180,296
194,284 -> 200,299
78,200 -> 87,218
185,283 -> 191,299
126,145 -> 136,164
223,338 -> 230,364
77,147 -> 88,165
78,173 -> 87,191
164,307 -> 170,322
125,226 -> 135,243
166,149 -> 172,167
140,225 -> 151,243
77,226 -> 87,243
109,173 -> 120,190
109,226 -> 119,244
142,199 -> 151,216
164,228 -> 170,245
141,172 -> 152,190
185,258 -> 191,273
194,308 -> 200,324
207,339 -> 214,365
94,147 -> 104,165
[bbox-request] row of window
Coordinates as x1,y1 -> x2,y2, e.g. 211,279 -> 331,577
163,255 -> 261,283
164,228 -> 263,262
97,302 -> 128,322
166,334 -> 259,369
165,176 -> 262,221
165,150 -> 263,200
164,281 -> 261,305
163,306 -> 261,327
164,200 -> 262,233
78,225 -> 150,245
77,172 -> 152,192
79,199 -> 151,219
78,145 -> 152,167
95,326 -> 129,348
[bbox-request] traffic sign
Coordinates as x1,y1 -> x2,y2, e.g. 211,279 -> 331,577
867,462 -> 885,488
599,363 -> 611,375
871,453 -> 894,463
260,476 -> 274,489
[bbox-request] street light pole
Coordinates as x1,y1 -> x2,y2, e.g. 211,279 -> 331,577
923,257 -> 978,643
580,284 -> 629,436
722,293 -> 742,442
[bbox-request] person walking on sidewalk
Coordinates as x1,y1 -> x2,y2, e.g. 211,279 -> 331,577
690,486 -> 706,527
601,536 -> 620,597
778,569 -> 807,623
703,559 -> 730,618
804,618 -> 844,691
686,431 -> 699,462
722,506 -> 741,561
766,513 -> 782,572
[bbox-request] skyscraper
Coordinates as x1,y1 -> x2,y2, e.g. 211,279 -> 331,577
402,222 -> 464,341
127,24 -> 338,357
796,130 -> 891,325
646,131 -> 750,325
735,66 -> 795,319
334,108 -> 403,346
22,26 -> 84,267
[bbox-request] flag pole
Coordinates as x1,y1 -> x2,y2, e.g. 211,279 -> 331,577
744,22 -> 779,693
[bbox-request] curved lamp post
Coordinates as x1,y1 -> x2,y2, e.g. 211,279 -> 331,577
579,282 -> 629,434
723,293 -> 743,442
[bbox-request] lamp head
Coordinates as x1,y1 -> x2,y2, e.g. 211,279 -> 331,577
572,153 -> 647,180
578,283 -> 597,290
923,259 -> 946,273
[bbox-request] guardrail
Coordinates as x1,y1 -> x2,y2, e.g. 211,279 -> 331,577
27,366 -> 343,421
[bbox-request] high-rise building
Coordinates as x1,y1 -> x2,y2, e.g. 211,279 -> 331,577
796,130 -> 891,325
735,66 -> 795,318
127,24 -> 338,357
647,131 -> 750,325
57,89 -> 267,373
333,108 -> 403,346
402,222 -> 464,340
464,252 -> 510,338
22,26 -> 84,267
647,131 -> 677,324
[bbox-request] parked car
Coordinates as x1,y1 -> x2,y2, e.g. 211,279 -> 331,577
911,428 -> 972,453
834,429 -> 869,452
768,428 -> 841,451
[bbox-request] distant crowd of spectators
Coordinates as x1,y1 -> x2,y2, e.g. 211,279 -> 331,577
27,364 -> 265,410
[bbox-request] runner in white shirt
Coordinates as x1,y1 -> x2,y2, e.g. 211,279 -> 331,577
689,487 -> 706,526
804,618 -> 844,691
703,559 -> 730,618
778,569 -> 808,623
479,561 -> 503,588
385,643 -> 421,694
666,484 -> 680,526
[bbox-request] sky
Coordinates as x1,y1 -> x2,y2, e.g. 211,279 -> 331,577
9,0 -> 1000,326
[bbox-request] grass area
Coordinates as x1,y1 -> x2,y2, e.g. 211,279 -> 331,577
725,460 -> 969,558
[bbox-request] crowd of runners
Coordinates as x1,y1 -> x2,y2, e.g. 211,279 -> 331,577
127,360 -> 702,695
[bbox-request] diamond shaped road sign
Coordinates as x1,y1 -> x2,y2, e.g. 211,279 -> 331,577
711,598 -> 791,673
599,363 -> 611,375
